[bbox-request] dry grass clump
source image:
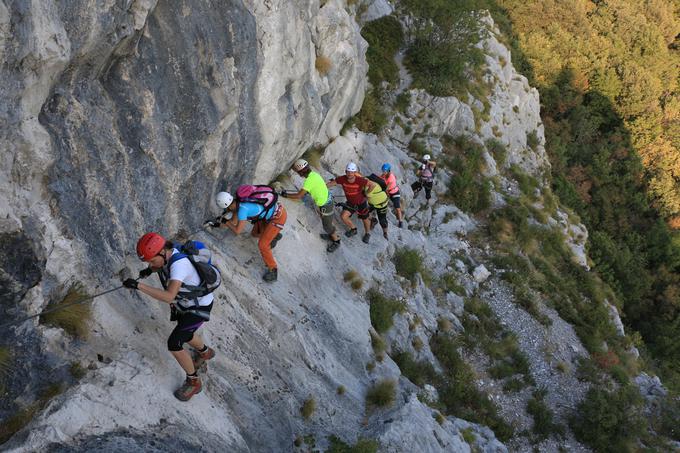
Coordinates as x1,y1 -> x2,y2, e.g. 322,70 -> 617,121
40,283 -> 92,339
315,55 -> 332,76
300,397 -> 316,420
344,269 -> 364,290
366,379 -> 396,408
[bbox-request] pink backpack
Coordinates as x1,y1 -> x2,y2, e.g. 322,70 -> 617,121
235,185 -> 278,218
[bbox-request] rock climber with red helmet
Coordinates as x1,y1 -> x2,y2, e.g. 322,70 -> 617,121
327,162 -> 377,244
122,232 -> 215,402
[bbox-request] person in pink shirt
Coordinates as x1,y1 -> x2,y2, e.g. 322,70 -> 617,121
380,163 -> 404,228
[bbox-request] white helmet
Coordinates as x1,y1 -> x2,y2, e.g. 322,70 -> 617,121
216,191 -> 234,209
423,154 -> 431,161
346,162 -> 358,172
292,159 -> 309,172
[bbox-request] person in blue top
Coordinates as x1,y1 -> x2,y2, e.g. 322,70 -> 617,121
211,191 -> 286,282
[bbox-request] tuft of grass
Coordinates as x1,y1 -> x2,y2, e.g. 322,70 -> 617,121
0,347 -> 11,379
327,435 -> 379,453
344,270 -> 359,282
300,397 -> 316,420
366,379 -> 396,408
510,165 -> 540,200
461,427 -> 476,444
315,55 -> 332,76
337,385 -> 346,396
393,247 -> 425,284
367,288 -> 405,334
438,272 -> 465,295
40,283 -> 92,339
408,137 -> 428,159
370,331 -> 387,360
412,336 -> 424,351
556,361 -> 569,373
437,317 -> 453,332
69,361 -> 87,379
485,138 -> 507,168
526,130 -> 539,151
434,411 -> 446,425
0,382 -> 65,444
351,279 -> 364,291
366,361 -> 376,372
392,350 -> 438,387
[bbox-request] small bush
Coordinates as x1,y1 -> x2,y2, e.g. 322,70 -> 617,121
300,397 -> 316,420
392,351 -> 438,387
408,137 -> 428,159
510,165 -> 540,200
438,272 -> 465,295
327,435 -> 379,453
366,379 -> 396,408
40,283 -> 92,339
354,89 -> 389,135
393,247 -> 424,283
571,384 -> 646,451
315,55 -> 332,75
351,279 -> 364,291
337,385 -> 346,396
361,15 -> 404,87
412,336 -> 424,351
527,388 -> 564,440
434,411 -> 446,425
394,92 -> 410,114
367,288 -> 405,334
445,136 -> 492,213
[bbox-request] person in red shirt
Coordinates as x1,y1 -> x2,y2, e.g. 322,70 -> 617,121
327,162 -> 376,244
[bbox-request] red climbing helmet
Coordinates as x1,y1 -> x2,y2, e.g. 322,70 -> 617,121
136,232 -> 166,261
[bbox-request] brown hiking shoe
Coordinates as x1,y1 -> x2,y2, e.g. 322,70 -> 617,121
192,347 -> 216,372
174,374 -> 202,401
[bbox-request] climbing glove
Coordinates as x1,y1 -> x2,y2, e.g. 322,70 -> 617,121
138,268 -> 153,279
123,278 -> 138,290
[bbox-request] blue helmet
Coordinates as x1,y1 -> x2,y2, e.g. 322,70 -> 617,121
381,163 -> 391,172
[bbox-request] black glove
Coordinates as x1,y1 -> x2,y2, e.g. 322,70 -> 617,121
138,268 -> 153,279
123,278 -> 138,290
279,190 -> 288,198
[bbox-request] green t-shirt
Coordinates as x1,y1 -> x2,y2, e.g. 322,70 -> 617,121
303,171 -> 329,207
366,184 -> 388,207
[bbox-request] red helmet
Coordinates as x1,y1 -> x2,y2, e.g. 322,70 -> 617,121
136,232 -> 166,261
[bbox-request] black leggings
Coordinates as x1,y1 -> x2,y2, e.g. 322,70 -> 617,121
167,311 -> 209,351
411,180 -> 433,200
371,205 -> 389,229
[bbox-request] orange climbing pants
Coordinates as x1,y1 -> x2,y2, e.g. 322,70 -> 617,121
251,204 -> 286,270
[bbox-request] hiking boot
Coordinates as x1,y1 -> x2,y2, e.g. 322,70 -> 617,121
270,233 -> 283,249
344,228 -> 358,238
263,268 -> 278,282
174,374 -> 202,401
362,233 -> 370,244
398,220 -> 403,228
369,217 -> 378,231
192,346 -> 216,371
320,233 -> 332,240
326,240 -> 341,253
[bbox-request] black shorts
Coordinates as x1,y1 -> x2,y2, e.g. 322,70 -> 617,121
389,193 -> 401,209
167,307 -> 211,351
342,201 -> 370,219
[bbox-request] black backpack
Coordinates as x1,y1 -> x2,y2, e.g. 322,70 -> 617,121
368,173 -> 388,192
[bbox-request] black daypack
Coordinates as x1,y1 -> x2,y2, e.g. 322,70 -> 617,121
368,173 -> 388,192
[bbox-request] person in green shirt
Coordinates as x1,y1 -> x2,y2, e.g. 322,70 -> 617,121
363,176 -> 390,240
280,158 -> 341,253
